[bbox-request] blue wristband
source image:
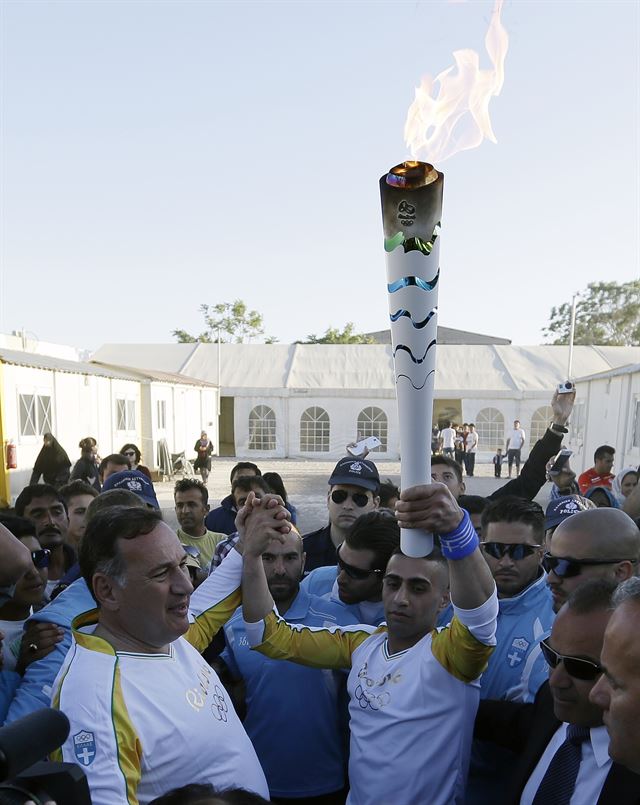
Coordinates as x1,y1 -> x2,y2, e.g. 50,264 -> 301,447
438,510 -> 479,561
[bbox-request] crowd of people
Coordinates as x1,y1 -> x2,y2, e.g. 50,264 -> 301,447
1,385 -> 640,804
432,419 -> 524,479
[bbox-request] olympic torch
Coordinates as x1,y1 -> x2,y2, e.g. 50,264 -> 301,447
380,161 -> 443,557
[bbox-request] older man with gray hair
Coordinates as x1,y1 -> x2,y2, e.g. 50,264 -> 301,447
590,577 -> 640,775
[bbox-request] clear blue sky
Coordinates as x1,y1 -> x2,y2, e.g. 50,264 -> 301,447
1,0 -> 638,349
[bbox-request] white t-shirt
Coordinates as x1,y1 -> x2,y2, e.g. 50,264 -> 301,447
466,431 -> 478,453
441,427 -> 456,450
507,428 -> 526,450
53,551 -> 268,805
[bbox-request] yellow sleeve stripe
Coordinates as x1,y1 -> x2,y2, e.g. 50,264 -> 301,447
431,616 -> 494,683
111,663 -> 143,805
185,588 -> 242,652
253,611 -> 373,669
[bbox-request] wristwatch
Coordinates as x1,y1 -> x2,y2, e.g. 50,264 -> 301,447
549,422 -> 569,435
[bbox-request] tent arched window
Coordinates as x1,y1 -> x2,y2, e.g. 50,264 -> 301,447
356,407 -> 388,452
300,407 -> 330,452
248,405 -> 276,451
475,407 -> 505,451
530,406 -> 554,446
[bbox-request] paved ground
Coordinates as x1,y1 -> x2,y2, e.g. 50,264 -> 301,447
157,458 -> 552,533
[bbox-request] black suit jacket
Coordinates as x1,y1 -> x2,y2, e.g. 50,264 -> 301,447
475,682 -> 640,805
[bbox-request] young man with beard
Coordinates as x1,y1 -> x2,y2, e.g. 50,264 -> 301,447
221,529 -> 357,804
465,497 -> 555,804
15,484 -> 74,598
240,483 -> 498,805
301,511 -> 400,626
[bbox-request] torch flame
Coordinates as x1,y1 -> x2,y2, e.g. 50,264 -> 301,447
404,0 -> 508,164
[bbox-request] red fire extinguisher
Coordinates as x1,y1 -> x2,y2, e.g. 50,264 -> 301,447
5,440 -> 17,470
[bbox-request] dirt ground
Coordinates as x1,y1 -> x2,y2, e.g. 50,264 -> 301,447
157,457 -> 552,533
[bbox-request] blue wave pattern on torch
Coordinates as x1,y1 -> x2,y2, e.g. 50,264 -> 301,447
387,270 -> 440,293
393,339 -> 437,364
389,307 -> 438,328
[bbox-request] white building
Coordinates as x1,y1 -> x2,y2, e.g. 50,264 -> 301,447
571,363 -> 640,473
0,335 -> 217,506
92,342 -> 640,466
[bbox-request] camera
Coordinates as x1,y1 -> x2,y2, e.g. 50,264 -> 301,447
0,709 -> 91,804
557,381 -> 574,394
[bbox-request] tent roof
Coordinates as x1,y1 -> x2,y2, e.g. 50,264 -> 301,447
0,348 -> 214,387
91,343 -> 640,394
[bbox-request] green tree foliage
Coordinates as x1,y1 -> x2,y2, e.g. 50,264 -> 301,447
172,300 -> 276,344
543,281 -> 640,346
301,323 -> 375,344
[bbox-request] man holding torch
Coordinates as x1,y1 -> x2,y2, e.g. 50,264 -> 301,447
240,485 -> 498,805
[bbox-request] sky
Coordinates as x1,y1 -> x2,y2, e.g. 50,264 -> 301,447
1,0 -> 638,351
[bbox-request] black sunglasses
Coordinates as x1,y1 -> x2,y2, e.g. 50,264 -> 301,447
331,489 -> 370,508
123,451 -> 137,457
481,542 -> 541,560
336,544 -> 382,581
542,553 -> 633,579
31,548 -> 51,569
540,639 -> 603,681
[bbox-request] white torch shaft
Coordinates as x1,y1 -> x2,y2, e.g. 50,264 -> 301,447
386,243 -> 440,557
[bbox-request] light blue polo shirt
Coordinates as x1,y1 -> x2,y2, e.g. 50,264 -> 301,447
222,588 -> 358,799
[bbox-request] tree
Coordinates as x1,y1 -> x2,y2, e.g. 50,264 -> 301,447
301,323 -> 375,344
543,281 -> 640,346
172,300 -> 277,344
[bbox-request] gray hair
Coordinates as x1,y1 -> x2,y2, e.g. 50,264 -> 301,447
612,576 -> 640,608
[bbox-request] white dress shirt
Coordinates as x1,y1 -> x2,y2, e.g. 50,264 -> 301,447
520,723 -> 612,805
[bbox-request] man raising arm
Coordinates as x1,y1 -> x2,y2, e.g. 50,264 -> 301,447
242,484 -> 498,805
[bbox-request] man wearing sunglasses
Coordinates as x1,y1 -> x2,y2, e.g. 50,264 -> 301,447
241,482 -> 498,805
302,511 -> 400,626
302,458 -> 380,575
475,579 -> 640,804
590,577 -> 640,777
545,508 -> 640,614
466,497 -> 555,805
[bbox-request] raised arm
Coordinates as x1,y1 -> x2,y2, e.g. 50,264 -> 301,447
488,389 -> 575,503
187,492 -> 291,651
395,483 -> 495,609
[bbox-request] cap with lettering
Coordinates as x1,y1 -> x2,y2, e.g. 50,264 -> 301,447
328,458 -> 380,493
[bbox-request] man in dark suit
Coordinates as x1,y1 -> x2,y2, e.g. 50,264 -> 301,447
475,578 -> 640,805
590,577 -> 640,776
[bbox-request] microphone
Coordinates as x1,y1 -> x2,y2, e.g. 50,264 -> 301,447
0,709 -> 70,781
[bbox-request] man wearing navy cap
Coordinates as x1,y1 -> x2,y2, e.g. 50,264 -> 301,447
302,458 -> 380,575
544,495 -> 596,547
101,469 -> 160,509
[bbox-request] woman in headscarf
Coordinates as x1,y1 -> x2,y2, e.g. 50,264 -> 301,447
611,467 -> 639,507
193,430 -> 213,485
29,433 -> 71,488
584,484 -> 620,509
70,436 -> 101,491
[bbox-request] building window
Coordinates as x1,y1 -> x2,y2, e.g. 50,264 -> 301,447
157,400 -> 167,430
116,399 -> 136,431
356,407 -> 388,451
570,401 -> 586,446
300,407 -> 330,452
18,393 -> 52,437
632,399 -> 640,448
530,406 -> 554,445
249,405 -> 276,451
475,407 -> 505,450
